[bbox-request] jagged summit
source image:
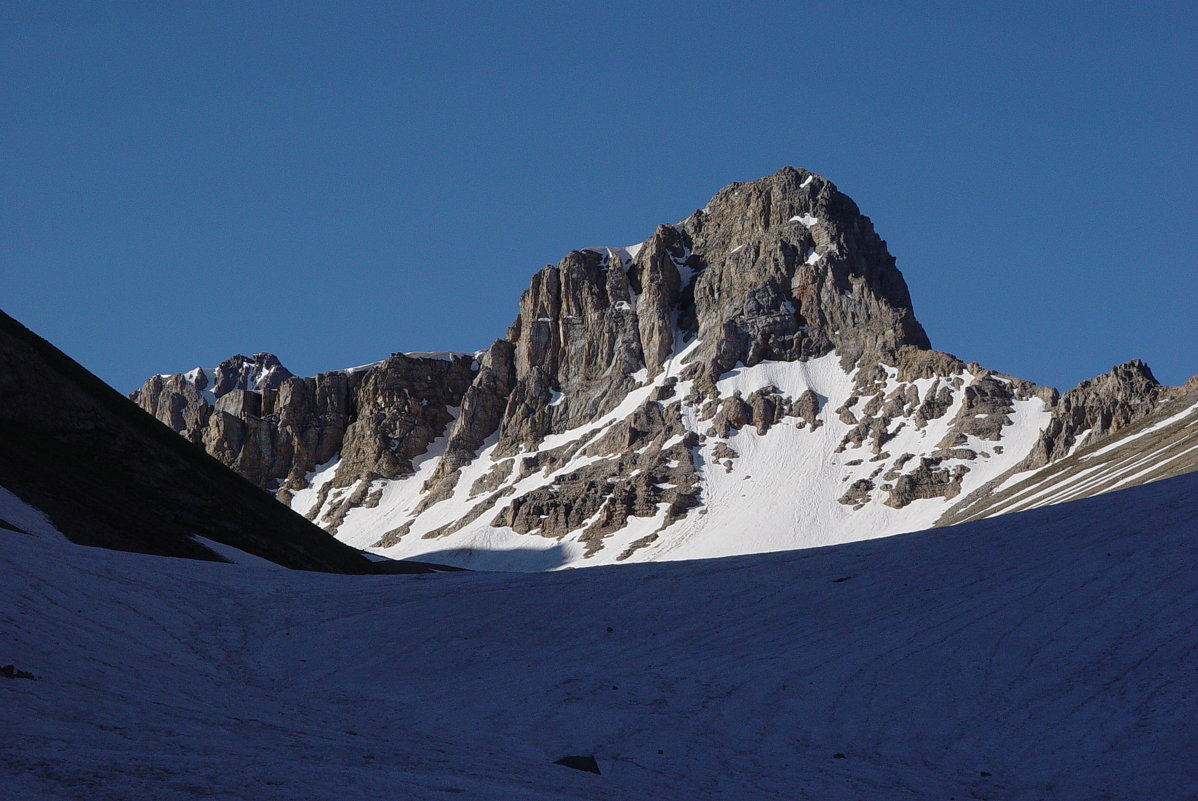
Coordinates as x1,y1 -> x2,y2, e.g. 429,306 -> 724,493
680,166 -> 931,371
481,166 -> 931,454
506,166 -> 929,396
131,169 -> 1198,569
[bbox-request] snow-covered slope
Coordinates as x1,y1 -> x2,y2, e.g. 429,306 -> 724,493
327,348 -> 1055,569
3,472 -> 1196,800
0,484 -> 66,540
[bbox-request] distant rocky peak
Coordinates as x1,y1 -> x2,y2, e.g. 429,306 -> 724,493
166,353 -> 293,405
1073,359 -> 1160,396
210,353 -> 293,397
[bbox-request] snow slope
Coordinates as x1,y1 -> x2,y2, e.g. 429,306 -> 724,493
316,349 -> 1055,570
3,472 -> 1196,799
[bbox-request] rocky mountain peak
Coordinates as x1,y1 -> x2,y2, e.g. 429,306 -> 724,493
686,166 -> 841,243
1089,359 -> 1159,391
129,168 -> 1196,570
486,167 -> 932,455
678,166 -> 930,379
1019,359 -> 1164,468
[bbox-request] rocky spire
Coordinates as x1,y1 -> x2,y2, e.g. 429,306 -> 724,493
442,166 -> 932,463
680,166 -> 930,376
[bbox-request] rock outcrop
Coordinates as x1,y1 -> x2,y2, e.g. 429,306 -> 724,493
132,352 -> 477,532
1018,360 -> 1163,470
134,353 -> 292,447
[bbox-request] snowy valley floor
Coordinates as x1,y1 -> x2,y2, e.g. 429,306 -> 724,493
2,474 -> 1197,800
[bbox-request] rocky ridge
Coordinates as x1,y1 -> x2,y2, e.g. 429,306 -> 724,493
941,366 -> 1198,526
132,351 -> 477,530
133,168 -> 1197,569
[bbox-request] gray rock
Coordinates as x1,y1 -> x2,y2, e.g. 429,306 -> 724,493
1021,360 -> 1163,469
130,373 -> 211,445
681,167 -> 930,383
334,353 -> 475,486
838,478 -> 875,507
886,457 -> 970,508
134,352 -> 476,512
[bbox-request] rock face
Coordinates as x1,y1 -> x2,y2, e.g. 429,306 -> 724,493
134,354 -> 292,447
132,167 -> 1197,570
682,168 -> 930,378
132,352 -> 477,532
1018,360 -> 1163,469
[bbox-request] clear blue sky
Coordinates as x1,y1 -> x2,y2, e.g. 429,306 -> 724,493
4,2 -> 1195,393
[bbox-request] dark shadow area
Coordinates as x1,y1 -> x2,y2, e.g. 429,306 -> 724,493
0,518 -> 31,536
554,755 -> 600,774
365,554 -> 467,574
397,544 -> 570,572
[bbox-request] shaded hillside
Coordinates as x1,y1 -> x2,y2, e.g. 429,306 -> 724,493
0,308 -> 378,572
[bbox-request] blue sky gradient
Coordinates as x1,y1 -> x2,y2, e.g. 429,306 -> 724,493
4,2 -> 1195,392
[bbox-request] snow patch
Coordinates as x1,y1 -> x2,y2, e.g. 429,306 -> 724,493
191,536 -> 286,569
0,485 -> 67,540
403,351 -> 467,362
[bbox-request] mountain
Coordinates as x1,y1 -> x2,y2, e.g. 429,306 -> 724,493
0,308 -> 381,572
132,167 -> 1198,570
4,465 -> 1196,799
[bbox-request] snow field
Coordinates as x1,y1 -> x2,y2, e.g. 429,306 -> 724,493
0,485 -> 67,541
2,472 -> 1196,799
